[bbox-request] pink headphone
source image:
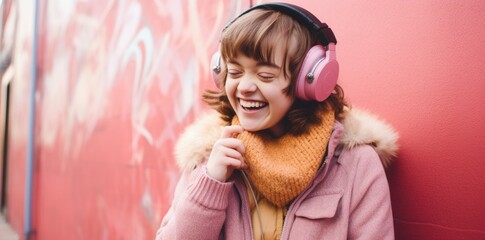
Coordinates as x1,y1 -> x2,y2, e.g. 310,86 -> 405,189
211,3 -> 339,102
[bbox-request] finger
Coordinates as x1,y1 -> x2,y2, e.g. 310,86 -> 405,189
220,147 -> 247,169
239,157 -> 248,169
222,148 -> 244,161
220,125 -> 243,139
222,156 -> 247,170
218,138 -> 245,155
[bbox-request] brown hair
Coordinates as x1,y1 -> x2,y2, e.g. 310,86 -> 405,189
203,9 -> 348,135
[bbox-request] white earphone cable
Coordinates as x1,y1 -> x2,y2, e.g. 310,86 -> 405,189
240,170 -> 264,240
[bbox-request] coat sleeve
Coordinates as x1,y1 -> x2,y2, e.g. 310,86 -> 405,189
348,145 -> 395,240
156,166 -> 234,240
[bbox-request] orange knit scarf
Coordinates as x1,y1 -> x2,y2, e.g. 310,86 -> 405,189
232,109 -> 335,207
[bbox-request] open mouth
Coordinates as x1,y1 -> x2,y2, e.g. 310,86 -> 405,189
239,99 -> 268,111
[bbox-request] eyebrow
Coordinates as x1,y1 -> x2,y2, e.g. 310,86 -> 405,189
227,60 -> 281,69
257,61 -> 281,69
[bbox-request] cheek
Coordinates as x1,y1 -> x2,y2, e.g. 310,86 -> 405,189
262,85 -> 290,102
277,96 -> 294,113
264,88 -> 293,113
224,81 -> 238,104
224,80 -> 235,95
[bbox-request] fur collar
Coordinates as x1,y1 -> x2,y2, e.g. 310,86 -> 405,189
174,108 -> 399,171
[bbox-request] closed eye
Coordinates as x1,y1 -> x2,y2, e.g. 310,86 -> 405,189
227,70 -> 242,78
258,73 -> 276,81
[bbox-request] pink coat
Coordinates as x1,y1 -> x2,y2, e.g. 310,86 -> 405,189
157,108 -> 398,240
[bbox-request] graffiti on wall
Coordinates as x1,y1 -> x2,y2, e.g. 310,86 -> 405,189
6,0 -> 249,239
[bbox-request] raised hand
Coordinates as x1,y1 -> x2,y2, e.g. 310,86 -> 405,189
206,125 -> 247,182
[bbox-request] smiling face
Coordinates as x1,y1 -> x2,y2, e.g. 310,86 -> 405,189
225,54 -> 294,136
215,9 -> 316,135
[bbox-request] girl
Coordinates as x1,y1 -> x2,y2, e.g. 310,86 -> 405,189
157,3 -> 398,239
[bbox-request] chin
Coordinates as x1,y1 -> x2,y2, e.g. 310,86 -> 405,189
238,121 -> 264,132
240,125 -> 260,132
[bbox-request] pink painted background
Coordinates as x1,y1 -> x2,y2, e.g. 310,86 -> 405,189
1,0 -> 484,239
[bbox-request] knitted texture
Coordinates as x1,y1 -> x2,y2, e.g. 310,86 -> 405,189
232,109 -> 335,207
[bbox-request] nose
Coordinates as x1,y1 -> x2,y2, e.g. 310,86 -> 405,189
237,75 -> 257,94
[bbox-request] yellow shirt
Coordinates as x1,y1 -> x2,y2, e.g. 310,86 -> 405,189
247,183 -> 287,240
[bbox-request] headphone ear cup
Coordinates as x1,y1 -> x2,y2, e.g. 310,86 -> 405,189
295,44 -> 339,102
211,51 -> 224,89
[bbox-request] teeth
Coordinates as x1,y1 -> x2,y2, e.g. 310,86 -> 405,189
240,99 -> 266,108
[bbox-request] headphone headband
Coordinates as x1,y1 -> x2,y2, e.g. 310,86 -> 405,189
224,2 -> 337,46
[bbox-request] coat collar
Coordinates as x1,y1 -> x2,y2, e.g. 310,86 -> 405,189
174,108 -> 399,172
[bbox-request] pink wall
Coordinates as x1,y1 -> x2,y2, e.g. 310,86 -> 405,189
3,0 -> 484,239
275,0 -> 485,239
